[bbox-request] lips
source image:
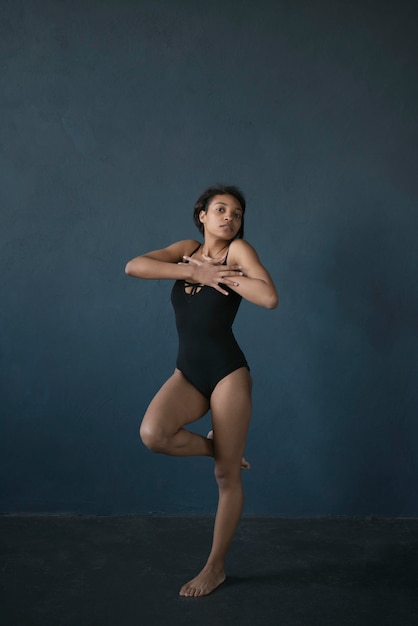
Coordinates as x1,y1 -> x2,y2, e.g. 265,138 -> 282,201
220,224 -> 234,231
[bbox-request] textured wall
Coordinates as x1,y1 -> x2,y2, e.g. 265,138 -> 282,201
1,0 -> 417,515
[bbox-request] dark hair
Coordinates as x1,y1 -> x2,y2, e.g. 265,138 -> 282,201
193,184 -> 246,239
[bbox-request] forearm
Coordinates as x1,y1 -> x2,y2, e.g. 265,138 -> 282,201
231,275 -> 278,309
125,256 -> 192,281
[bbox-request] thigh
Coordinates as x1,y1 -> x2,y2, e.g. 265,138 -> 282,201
210,367 -> 252,464
142,368 -> 210,434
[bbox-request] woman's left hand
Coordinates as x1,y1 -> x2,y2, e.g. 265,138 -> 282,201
181,254 -> 243,295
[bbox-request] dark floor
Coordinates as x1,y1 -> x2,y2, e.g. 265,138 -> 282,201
1,516 -> 417,626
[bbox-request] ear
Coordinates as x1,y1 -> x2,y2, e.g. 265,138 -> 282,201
199,209 -> 206,224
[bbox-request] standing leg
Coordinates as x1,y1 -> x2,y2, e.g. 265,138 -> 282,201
207,430 -> 250,470
179,367 -> 252,597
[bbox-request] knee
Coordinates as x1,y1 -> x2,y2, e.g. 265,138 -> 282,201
214,463 -> 241,490
139,422 -> 167,453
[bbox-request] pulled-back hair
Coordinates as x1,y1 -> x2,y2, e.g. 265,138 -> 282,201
193,184 -> 246,239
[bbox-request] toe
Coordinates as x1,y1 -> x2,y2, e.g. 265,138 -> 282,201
241,457 -> 250,470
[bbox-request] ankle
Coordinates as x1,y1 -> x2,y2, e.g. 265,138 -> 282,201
204,560 -> 225,573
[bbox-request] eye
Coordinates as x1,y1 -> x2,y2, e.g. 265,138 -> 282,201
235,212 -> 242,219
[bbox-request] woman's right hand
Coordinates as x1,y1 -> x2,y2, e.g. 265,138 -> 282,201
181,254 -> 243,295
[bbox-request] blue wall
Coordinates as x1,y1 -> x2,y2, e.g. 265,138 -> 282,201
1,0 -> 417,515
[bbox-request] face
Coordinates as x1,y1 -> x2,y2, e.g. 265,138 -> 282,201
199,194 -> 243,240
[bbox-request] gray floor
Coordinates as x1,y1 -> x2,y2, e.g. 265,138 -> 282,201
1,515 -> 417,626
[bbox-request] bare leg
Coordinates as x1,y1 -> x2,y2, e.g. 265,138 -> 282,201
179,367 -> 252,597
139,369 -> 211,457
207,430 -> 250,470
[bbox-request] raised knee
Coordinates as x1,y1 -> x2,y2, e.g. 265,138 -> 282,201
139,422 -> 167,453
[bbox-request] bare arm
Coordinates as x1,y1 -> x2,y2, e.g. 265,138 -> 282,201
125,240 -> 198,280
125,239 -> 244,294
223,239 -> 278,309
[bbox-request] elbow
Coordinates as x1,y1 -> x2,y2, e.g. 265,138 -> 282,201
125,261 -> 134,276
265,293 -> 279,309
125,259 -> 140,277
125,256 -> 149,278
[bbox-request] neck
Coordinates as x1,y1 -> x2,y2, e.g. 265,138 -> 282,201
202,241 -> 230,258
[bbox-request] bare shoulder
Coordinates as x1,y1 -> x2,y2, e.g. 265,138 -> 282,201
162,238 -> 201,257
227,240 -> 278,307
228,239 -> 261,263
171,239 -> 201,256
186,239 -> 202,253
142,239 -> 201,263
228,238 -> 274,284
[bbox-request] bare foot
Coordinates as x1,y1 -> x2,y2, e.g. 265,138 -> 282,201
207,430 -> 250,470
179,565 -> 226,597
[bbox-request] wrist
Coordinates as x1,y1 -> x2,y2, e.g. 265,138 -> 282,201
178,261 -> 195,282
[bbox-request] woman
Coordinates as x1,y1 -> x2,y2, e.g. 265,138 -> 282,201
125,184 -> 278,597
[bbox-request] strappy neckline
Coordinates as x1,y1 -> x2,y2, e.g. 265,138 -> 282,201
183,243 -> 230,297
183,244 -> 202,296
189,243 -> 201,258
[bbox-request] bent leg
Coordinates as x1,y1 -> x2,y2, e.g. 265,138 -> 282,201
179,367 -> 252,597
140,369 -> 211,457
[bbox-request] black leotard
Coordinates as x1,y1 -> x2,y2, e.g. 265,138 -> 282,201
171,245 -> 249,399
